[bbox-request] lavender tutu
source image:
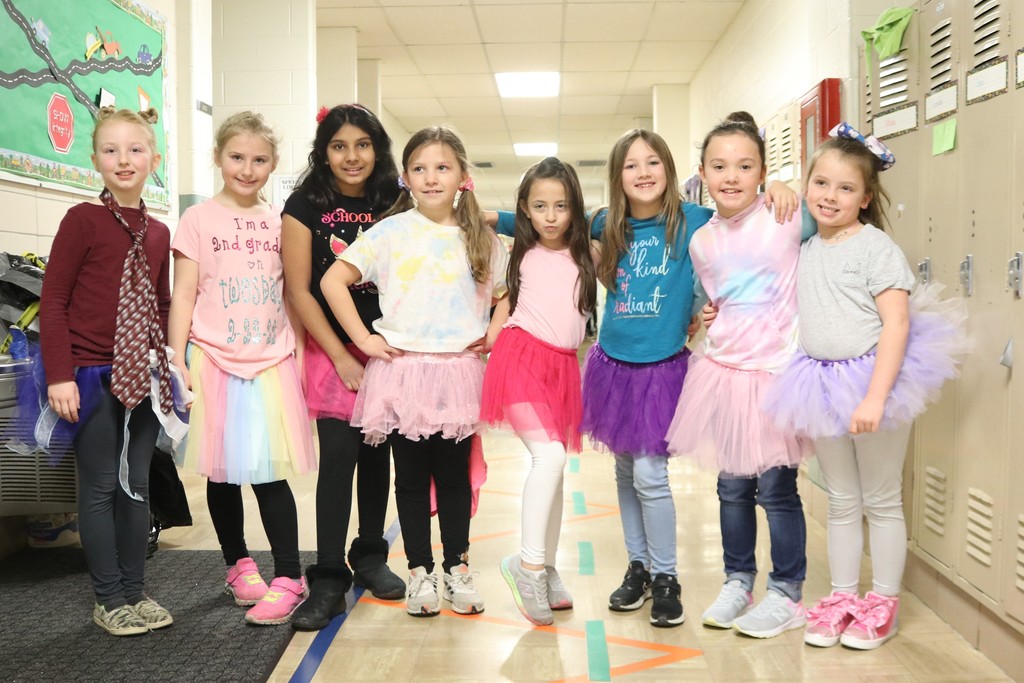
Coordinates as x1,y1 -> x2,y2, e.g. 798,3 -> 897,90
353,351 -> 485,446
763,282 -> 970,439
580,344 -> 688,457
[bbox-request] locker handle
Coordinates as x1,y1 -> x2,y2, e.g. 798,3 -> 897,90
1008,252 -> 1023,298
959,254 -> 973,297
918,257 -> 931,285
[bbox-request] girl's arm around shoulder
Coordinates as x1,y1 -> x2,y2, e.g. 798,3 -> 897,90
799,201 -> 818,242
763,181 -> 799,223
849,287 -> 910,434
321,259 -> 402,361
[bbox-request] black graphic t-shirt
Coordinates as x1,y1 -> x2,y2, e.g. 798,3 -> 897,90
282,191 -> 382,344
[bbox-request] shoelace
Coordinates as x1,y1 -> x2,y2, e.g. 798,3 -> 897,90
546,569 -> 567,593
409,573 -> 436,597
807,594 -> 855,626
848,594 -> 895,629
449,570 -> 479,594
711,583 -> 748,608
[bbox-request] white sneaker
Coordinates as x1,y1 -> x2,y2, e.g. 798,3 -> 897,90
702,579 -> 753,628
406,567 -> 440,617
545,566 -> 573,610
442,564 -> 485,615
733,589 -> 806,638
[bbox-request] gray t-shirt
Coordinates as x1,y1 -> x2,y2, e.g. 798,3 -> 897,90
798,225 -> 915,360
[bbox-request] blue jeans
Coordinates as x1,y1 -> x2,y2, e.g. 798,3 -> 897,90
717,466 -> 806,601
614,454 -> 676,577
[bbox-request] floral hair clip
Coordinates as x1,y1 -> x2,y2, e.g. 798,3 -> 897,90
459,177 -> 475,193
316,106 -> 330,124
398,176 -> 410,191
829,122 -> 896,170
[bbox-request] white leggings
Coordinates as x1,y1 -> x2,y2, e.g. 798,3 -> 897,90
813,424 -> 912,597
519,437 -> 568,566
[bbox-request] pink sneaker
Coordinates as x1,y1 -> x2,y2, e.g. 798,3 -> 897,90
244,576 -> 308,625
225,557 -> 268,606
804,592 -> 857,647
840,592 -> 899,650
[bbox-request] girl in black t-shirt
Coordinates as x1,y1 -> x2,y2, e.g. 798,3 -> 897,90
282,104 -> 403,630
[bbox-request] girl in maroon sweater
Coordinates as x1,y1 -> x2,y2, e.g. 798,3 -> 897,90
39,108 -> 178,637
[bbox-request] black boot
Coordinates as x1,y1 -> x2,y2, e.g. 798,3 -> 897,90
291,565 -> 352,631
348,537 -> 405,600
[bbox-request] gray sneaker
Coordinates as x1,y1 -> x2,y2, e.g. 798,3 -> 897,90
501,555 -> 553,625
545,566 -> 573,610
133,596 -> 174,630
93,604 -> 148,637
442,564 -> 485,615
406,567 -> 440,617
702,579 -> 753,628
733,589 -> 806,638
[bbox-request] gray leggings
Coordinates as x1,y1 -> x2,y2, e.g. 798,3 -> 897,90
74,389 -> 159,609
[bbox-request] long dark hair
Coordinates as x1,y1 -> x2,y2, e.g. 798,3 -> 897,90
292,104 -> 399,212
699,110 -> 766,169
508,157 -> 596,316
594,129 -> 684,291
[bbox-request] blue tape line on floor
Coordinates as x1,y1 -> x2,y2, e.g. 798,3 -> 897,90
569,457 -> 580,473
585,619 -> 611,681
578,541 -> 595,576
572,490 -> 587,515
289,517 -> 402,683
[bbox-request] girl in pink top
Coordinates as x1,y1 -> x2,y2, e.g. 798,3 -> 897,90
479,158 -> 597,626
169,112 -> 316,626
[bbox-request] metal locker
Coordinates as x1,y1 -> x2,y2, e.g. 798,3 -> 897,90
913,0 -> 964,573
999,0 -> 1024,625
866,3 -> 925,541
952,0 -> 1013,602
763,103 -> 801,194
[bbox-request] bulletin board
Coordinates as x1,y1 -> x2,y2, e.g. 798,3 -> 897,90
0,0 -> 168,207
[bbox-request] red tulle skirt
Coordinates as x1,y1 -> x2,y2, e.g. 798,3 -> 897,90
481,326 -> 583,452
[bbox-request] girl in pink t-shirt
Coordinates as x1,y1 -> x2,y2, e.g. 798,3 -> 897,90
479,158 -> 598,626
169,112 -> 316,626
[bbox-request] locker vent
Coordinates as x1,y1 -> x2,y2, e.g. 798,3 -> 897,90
928,18 -> 954,91
964,487 -> 995,567
766,130 -> 779,176
878,50 -> 910,109
1016,514 -> 1024,592
923,466 -> 948,536
971,0 -> 1002,67
0,412 -> 78,511
863,64 -> 873,123
778,124 -> 793,177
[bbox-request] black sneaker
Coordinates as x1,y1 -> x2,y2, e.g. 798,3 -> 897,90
650,574 -> 685,627
608,561 -> 652,611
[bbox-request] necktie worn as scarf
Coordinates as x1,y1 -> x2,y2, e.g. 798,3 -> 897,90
100,189 -> 173,413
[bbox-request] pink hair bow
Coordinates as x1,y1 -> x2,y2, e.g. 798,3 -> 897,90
459,177 -> 475,192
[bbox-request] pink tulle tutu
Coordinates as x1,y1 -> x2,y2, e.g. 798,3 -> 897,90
666,355 -> 810,476
480,326 -> 582,451
763,282 -> 970,439
177,344 -> 318,485
353,351 -> 485,446
302,336 -> 369,421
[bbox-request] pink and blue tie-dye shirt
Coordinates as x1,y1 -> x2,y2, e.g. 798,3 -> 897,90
689,195 -> 803,372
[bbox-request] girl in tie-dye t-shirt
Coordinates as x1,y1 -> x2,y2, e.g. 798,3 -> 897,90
321,126 -> 508,618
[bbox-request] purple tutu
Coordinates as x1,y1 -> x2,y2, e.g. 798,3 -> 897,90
580,344 -> 689,456
764,282 -> 970,439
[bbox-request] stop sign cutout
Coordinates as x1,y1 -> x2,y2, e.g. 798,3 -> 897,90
47,93 -> 74,154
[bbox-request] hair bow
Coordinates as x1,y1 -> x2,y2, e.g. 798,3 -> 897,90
315,106 -> 330,124
829,122 -> 895,170
458,177 -> 475,193
397,176 -> 410,191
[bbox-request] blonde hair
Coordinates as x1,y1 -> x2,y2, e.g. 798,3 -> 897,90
214,111 -> 280,163
385,126 -> 493,283
595,129 -> 683,291
92,106 -> 158,153
807,138 -> 891,231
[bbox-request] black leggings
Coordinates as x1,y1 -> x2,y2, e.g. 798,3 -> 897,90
314,418 -> 391,569
207,479 -> 300,579
390,433 -> 472,574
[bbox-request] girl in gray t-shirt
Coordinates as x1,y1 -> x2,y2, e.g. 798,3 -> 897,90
764,129 -> 969,652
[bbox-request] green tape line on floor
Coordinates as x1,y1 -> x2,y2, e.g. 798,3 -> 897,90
578,541 -> 594,576
585,620 -> 611,682
569,457 -> 580,473
572,490 -> 586,515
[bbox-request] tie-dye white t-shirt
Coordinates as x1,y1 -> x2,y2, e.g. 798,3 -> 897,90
340,209 -> 509,353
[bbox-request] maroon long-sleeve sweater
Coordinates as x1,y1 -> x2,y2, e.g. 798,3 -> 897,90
39,202 -> 171,384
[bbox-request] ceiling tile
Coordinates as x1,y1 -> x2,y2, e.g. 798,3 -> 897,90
645,1 -> 744,41
409,44 -> 490,75
564,3 -> 653,42
633,41 -> 716,72
385,6 -> 480,45
440,97 -> 505,117
317,8 -> 399,47
506,114 -> 560,132
426,74 -> 498,98
562,43 -> 639,72
485,43 -> 561,72
384,98 -> 448,117
381,75 -> 436,99
475,5 -> 563,43
501,98 -> 560,117
560,95 -> 621,116
561,72 -> 628,97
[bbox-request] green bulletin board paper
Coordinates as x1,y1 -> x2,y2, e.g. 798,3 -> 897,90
0,0 -> 168,206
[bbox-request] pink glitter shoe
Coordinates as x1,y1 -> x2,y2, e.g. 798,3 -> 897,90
244,576 -> 308,625
804,591 -> 857,647
840,592 -> 899,650
225,557 -> 268,606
